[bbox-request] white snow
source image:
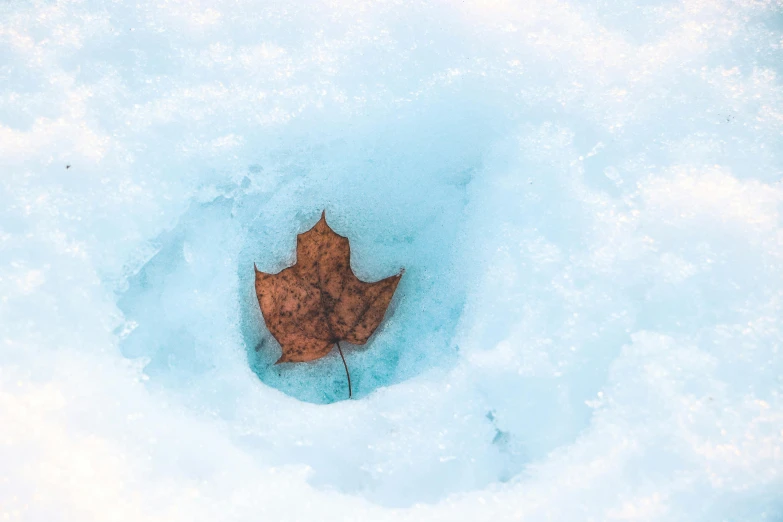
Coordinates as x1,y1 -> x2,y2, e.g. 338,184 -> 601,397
1,0 -> 782,519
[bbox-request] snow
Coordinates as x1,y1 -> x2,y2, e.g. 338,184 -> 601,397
1,0 -> 782,519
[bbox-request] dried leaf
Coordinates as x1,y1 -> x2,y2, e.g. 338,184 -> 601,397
254,211 -> 402,397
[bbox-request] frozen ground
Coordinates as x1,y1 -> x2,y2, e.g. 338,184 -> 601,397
1,0 -> 783,519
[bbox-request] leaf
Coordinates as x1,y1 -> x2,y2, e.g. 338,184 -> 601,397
254,211 -> 403,397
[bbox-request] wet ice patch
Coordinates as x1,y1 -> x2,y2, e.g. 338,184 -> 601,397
115,92 -> 498,403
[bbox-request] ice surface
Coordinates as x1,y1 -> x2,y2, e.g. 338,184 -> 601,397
1,0 -> 782,519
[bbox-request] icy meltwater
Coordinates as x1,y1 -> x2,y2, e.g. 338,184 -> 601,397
1,0 -> 782,519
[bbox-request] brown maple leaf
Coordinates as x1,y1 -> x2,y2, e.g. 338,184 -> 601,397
254,211 -> 402,398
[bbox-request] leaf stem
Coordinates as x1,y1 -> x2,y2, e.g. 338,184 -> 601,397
336,341 -> 352,399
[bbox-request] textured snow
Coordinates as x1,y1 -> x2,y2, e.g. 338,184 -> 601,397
1,0 -> 782,519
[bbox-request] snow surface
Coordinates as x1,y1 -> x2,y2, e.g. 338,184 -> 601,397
1,0 -> 783,519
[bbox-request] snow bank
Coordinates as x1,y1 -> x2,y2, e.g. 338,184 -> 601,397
1,0 -> 781,519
